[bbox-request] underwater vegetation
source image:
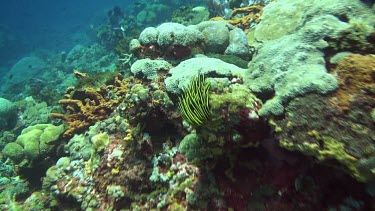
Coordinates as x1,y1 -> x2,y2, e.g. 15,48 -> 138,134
0,0 -> 375,210
178,74 -> 211,126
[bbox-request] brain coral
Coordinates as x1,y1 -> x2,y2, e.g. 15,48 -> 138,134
2,124 -> 65,165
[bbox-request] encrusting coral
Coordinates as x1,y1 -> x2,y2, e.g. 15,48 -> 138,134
273,93 -> 375,182
329,54 -> 375,111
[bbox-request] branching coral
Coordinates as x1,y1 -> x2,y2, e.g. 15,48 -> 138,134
211,5 -> 263,31
178,74 -> 211,126
51,74 -> 131,138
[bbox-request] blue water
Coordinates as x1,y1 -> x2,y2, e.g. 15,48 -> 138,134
0,0 -> 131,66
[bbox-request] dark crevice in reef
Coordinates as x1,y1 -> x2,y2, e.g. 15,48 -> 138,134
206,143 -> 373,210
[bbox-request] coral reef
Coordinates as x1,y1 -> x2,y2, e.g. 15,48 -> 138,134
131,22 -> 203,61
41,76 -> 185,209
206,53 -> 249,68
14,96 -> 55,130
0,176 -> 30,210
172,5 -> 210,25
3,0 -> 375,210
178,81 -> 266,170
205,0 -> 232,18
196,21 -> 250,58
64,44 -> 118,73
73,71 -> 118,90
253,0 -> 375,42
241,0 -> 270,6
136,3 -> 171,26
326,20 -> 375,54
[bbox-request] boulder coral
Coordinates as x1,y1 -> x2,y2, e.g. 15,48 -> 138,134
2,124 -> 65,166
253,0 -> 375,42
131,21 -> 251,61
138,22 -> 203,48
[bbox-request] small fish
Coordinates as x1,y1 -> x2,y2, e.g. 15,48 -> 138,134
113,25 -> 126,32
192,6 -> 206,12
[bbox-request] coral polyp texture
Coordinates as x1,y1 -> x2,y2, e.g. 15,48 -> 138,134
329,54 -> 375,111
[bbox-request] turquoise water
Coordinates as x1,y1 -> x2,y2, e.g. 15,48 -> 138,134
0,0 -> 374,210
